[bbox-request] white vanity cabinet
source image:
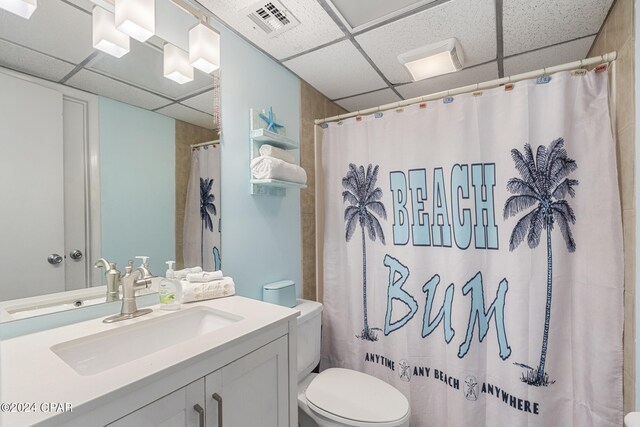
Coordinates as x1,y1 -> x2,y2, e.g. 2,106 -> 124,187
0,297 -> 298,427
109,336 -> 289,427
206,336 -> 289,426
108,379 -> 205,426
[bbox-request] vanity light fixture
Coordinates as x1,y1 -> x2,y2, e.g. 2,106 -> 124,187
92,6 -> 130,58
398,38 -> 464,82
164,43 -> 194,84
115,0 -> 155,42
189,22 -> 220,73
0,0 -> 37,19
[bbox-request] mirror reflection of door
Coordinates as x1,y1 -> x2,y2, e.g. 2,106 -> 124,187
0,72 -> 89,300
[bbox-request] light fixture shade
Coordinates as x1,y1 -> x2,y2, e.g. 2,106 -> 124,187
398,38 -> 464,82
189,23 -> 220,74
115,0 -> 155,42
164,43 -> 193,84
92,6 -> 130,58
0,0 -> 37,19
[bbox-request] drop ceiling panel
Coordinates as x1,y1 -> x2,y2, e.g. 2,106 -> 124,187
504,36 -> 596,76
156,103 -> 215,129
181,90 -> 215,115
327,0 -> 440,31
283,40 -> 386,99
66,69 -> 173,110
396,62 -> 499,100
87,42 -> 214,100
198,0 -> 344,60
0,1 -> 93,64
503,0 -> 611,56
356,0 -> 496,84
156,0 -> 198,51
336,88 -> 402,113
0,40 -> 75,82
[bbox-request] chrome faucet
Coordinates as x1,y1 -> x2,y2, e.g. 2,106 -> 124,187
94,258 -> 121,302
135,256 -> 153,281
103,264 -> 154,323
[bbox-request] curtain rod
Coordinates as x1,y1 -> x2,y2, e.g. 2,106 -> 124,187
315,51 -> 617,125
191,139 -> 220,148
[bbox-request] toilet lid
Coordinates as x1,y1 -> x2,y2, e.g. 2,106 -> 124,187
305,368 -> 409,424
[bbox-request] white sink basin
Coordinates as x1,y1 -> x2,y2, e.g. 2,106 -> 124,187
51,306 -> 242,376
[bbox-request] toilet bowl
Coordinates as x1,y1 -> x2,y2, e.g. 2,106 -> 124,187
296,299 -> 410,427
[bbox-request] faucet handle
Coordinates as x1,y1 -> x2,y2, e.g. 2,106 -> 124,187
124,260 -> 133,275
135,256 -> 149,266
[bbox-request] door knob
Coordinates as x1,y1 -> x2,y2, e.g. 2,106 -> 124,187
48,254 -> 63,265
70,249 -> 83,260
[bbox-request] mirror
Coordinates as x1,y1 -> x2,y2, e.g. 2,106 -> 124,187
0,0 -> 220,322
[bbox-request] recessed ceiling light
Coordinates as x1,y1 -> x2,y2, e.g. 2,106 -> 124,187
0,0 -> 37,19
398,38 -> 464,82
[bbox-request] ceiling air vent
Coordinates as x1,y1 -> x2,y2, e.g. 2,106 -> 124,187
245,0 -> 300,38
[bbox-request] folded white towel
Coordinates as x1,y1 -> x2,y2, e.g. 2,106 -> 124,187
174,266 -> 202,279
251,155 -> 307,184
186,270 -> 223,282
181,277 -> 235,303
259,144 -> 295,164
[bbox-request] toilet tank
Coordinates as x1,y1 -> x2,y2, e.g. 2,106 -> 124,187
296,299 -> 323,381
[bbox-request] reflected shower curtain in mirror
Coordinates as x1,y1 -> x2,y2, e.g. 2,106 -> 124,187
183,144 -> 221,271
320,70 -> 623,426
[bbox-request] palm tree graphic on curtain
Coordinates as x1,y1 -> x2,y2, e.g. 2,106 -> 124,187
342,163 -> 387,341
200,177 -> 217,267
503,138 -> 578,387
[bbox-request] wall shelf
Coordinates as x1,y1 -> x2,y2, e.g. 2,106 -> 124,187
250,179 -> 307,189
249,108 -> 304,196
249,128 -> 298,150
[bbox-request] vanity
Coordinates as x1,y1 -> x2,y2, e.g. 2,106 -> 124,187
0,296 -> 298,427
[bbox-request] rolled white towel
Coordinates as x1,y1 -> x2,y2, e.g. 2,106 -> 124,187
251,155 -> 307,184
259,144 -> 295,164
187,270 -> 223,282
174,266 -> 203,279
181,277 -> 235,303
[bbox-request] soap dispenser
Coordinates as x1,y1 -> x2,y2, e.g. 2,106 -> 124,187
159,261 -> 180,311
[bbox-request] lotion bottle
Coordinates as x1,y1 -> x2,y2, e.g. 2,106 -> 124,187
159,260 -> 180,311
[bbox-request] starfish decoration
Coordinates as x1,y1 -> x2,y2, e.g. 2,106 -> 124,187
258,107 -> 284,134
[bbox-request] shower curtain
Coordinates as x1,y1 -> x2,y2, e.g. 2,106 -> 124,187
320,70 -> 622,426
183,144 -> 221,271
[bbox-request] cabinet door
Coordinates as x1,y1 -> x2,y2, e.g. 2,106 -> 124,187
108,379 -> 205,427
205,336 -> 289,427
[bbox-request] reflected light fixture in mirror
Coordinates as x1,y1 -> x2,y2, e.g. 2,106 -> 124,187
0,0 -> 36,19
189,22 -> 220,74
164,43 -> 194,84
115,0 -> 155,42
92,6 -> 130,58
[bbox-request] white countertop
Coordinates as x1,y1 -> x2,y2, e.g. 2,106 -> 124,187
0,295 -> 298,426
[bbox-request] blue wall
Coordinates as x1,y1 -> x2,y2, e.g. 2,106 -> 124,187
99,97 -> 176,275
216,22 -> 302,300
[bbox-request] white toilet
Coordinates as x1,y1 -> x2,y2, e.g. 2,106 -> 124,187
296,299 -> 410,427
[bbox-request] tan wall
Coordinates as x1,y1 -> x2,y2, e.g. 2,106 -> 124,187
175,120 -> 218,269
300,81 -> 347,300
589,0 -> 636,414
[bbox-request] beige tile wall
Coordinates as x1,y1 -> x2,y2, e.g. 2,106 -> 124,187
589,0 -> 636,414
175,120 -> 218,269
300,81 -> 347,301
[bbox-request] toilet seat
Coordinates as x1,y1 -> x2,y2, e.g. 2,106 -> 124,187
304,368 -> 410,427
